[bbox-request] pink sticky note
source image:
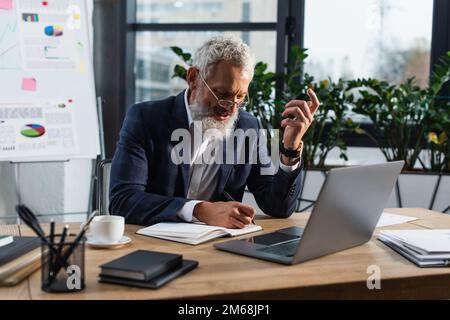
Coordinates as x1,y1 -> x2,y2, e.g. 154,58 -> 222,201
0,0 -> 13,10
22,78 -> 37,91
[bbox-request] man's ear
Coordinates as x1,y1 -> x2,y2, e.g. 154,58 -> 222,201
186,67 -> 198,91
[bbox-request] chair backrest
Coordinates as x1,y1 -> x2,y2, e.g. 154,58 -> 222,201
97,159 -> 112,215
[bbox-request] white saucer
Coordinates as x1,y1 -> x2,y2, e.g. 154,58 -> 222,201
86,236 -> 132,249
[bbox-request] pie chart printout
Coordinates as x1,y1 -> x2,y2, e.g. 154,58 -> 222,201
21,124 -> 46,138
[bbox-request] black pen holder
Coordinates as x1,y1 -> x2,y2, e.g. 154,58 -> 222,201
41,235 -> 86,293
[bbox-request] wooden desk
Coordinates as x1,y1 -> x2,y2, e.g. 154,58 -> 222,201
2,208 -> 450,299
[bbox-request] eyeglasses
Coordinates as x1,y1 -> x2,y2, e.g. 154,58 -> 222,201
199,73 -> 249,111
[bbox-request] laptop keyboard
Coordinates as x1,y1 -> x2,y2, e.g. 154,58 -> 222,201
258,239 -> 301,257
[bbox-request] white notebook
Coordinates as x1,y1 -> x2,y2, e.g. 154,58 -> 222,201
136,222 -> 263,245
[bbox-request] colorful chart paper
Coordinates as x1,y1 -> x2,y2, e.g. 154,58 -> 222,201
44,25 -> 63,37
22,13 -> 39,22
21,124 -> 46,138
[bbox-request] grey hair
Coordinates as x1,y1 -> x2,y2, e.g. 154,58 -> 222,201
193,35 -> 255,79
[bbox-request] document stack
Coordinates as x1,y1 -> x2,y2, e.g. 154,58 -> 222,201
378,229 -> 450,267
0,237 -> 41,286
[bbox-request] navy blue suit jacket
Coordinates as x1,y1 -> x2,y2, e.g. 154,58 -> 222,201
109,90 -> 303,225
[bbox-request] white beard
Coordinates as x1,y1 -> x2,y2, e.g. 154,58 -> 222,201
189,96 -> 239,142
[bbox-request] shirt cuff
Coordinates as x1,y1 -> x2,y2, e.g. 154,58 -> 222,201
177,200 -> 203,222
280,160 -> 301,172
279,142 -> 303,172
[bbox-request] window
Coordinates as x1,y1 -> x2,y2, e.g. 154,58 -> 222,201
304,0 -> 433,87
136,0 -> 277,23
135,31 -> 276,102
133,0 -> 280,103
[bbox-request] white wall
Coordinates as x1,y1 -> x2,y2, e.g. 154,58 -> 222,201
0,163 -> 18,220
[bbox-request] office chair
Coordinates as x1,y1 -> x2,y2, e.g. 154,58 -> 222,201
96,159 -> 112,215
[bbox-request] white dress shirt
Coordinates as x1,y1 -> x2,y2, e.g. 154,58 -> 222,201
177,89 -> 300,222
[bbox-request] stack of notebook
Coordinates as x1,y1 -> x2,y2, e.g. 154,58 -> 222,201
378,229 -> 450,267
99,250 -> 198,289
0,236 -> 41,286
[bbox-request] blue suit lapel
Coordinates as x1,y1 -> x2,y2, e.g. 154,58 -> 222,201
170,90 -> 191,196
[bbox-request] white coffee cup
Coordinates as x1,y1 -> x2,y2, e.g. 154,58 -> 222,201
89,215 -> 124,243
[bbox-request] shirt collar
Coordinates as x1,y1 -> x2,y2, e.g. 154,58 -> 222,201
184,88 -> 193,127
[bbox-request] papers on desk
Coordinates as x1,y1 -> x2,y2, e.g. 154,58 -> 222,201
378,229 -> 450,267
0,235 -> 13,248
136,222 -> 262,245
376,212 -> 418,227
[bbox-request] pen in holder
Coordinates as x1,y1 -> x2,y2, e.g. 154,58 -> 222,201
15,204 -> 97,293
41,233 -> 86,293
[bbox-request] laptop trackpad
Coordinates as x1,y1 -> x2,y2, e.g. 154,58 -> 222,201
249,229 -> 302,246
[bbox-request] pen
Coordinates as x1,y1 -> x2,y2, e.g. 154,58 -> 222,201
222,190 -> 256,225
49,220 -> 55,273
49,220 -> 55,243
58,225 -> 69,257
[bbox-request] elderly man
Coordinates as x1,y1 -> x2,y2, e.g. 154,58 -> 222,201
109,35 -> 320,228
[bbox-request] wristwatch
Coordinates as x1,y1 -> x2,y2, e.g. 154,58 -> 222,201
279,140 -> 303,158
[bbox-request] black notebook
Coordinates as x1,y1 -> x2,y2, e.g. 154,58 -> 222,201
0,237 -> 40,266
99,260 -> 198,289
99,250 -> 183,281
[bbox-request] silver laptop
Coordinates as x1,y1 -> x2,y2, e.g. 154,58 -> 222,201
215,161 -> 405,265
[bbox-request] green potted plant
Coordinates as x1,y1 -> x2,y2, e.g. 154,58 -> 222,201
346,77 -> 428,170
423,52 -> 450,174
422,96 -> 450,212
346,52 -> 450,211
423,100 -> 449,173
